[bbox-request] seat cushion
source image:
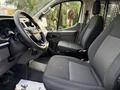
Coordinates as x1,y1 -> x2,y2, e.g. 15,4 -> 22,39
43,55 -> 103,90
58,41 -> 82,52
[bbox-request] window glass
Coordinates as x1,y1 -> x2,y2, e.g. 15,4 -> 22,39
45,1 -> 81,31
106,2 -> 119,26
100,3 -> 106,16
0,0 -> 52,16
46,5 -> 60,31
17,0 -> 52,16
58,1 -> 81,30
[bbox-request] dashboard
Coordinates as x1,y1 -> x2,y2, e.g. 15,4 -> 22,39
0,16 -> 43,76
0,16 -> 28,76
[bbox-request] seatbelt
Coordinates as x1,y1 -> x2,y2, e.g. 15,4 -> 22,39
81,10 -> 89,30
103,0 -> 109,23
75,10 -> 89,42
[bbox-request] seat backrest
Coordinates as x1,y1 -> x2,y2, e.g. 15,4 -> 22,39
77,0 -> 104,50
88,14 -> 120,90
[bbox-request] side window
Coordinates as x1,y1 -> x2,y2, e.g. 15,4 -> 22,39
45,1 -> 81,31
58,2 -> 81,30
106,3 -> 119,26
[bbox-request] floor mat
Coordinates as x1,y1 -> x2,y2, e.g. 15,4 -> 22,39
0,64 -> 44,90
0,75 -> 20,90
29,61 -> 46,72
35,56 -> 51,64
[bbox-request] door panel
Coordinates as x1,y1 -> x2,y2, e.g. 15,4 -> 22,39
47,22 -> 82,43
47,30 -> 77,54
58,31 -> 76,42
47,30 -> 76,43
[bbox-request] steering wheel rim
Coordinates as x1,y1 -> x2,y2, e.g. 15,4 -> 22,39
14,10 -> 49,50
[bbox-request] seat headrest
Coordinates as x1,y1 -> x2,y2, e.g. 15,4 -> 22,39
92,0 -> 101,15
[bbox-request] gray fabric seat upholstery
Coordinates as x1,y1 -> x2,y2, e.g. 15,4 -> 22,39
58,1 -> 104,52
44,56 -> 103,90
43,12 -> 120,90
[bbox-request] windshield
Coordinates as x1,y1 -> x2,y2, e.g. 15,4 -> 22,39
0,0 -> 52,16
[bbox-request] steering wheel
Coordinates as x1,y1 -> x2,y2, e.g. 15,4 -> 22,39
14,10 -> 49,50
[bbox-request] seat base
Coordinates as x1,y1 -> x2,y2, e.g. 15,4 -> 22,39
43,55 -> 103,90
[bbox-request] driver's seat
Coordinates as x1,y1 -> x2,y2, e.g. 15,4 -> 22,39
43,14 -> 120,90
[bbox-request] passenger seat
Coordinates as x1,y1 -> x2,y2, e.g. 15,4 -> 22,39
58,0 -> 104,53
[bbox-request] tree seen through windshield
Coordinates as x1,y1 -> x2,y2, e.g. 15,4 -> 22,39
0,0 -> 51,16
